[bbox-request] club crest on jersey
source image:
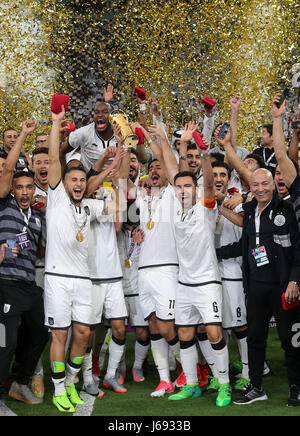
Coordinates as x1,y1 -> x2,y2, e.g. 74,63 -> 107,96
35,217 -> 41,228
84,206 -> 91,216
274,214 -> 286,227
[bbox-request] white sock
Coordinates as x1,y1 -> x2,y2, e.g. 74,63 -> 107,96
211,338 -> 229,385
151,336 -> 170,383
198,338 -> 218,378
117,347 -> 126,374
106,336 -> 125,378
82,351 -> 94,386
52,375 -> 66,397
180,343 -> 198,386
235,331 -> 249,379
133,340 -> 150,369
169,339 -> 181,364
65,360 -> 82,388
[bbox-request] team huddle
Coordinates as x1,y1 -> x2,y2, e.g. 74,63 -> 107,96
0,87 -> 300,415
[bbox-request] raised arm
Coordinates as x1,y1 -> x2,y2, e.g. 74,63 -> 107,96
49,106 -> 66,189
147,120 -> 179,185
288,110 -> 300,163
178,122 -> 199,173
200,141 -> 215,200
214,126 -> 252,185
0,120 -> 38,198
272,94 -> 297,188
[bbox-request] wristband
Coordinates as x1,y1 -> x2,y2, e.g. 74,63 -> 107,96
180,155 -> 187,161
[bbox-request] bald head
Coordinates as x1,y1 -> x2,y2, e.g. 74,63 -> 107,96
251,168 -> 273,183
250,168 -> 275,207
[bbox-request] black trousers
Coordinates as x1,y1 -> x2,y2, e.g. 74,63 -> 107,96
247,280 -> 300,389
0,279 -> 49,397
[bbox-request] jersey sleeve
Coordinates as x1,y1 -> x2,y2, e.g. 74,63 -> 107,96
47,181 -> 67,208
68,125 -> 87,150
86,199 -> 105,222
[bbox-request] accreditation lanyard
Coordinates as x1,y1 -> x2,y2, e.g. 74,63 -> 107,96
125,229 -> 138,261
147,189 -> 165,221
251,207 -> 270,267
263,149 -> 276,168
16,207 -> 32,251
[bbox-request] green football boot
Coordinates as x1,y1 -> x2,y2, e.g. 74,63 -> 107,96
66,384 -> 85,405
169,384 -> 202,401
216,383 -> 232,407
53,392 -> 75,413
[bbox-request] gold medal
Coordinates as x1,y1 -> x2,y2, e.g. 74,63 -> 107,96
124,258 -> 133,268
147,220 -> 155,230
76,232 -> 84,242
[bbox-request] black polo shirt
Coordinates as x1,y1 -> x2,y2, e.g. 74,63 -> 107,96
246,202 -> 278,283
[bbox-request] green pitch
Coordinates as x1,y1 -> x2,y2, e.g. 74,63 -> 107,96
3,329 -> 300,417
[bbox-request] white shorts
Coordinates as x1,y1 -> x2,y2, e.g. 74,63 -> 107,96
221,279 -> 247,329
124,293 -> 149,327
93,281 -> 128,321
138,265 -> 178,321
175,282 -> 223,327
44,275 -> 94,329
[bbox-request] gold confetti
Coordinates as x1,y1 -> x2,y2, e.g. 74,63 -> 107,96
0,0 -> 299,151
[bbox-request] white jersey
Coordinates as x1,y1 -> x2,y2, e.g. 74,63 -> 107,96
45,181 -> 105,279
68,122 -> 118,172
135,184 -> 178,269
88,214 -> 123,282
117,229 -> 140,295
34,183 -> 48,269
173,195 -> 221,285
215,209 -> 243,280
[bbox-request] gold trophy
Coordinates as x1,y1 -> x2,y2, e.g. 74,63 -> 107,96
109,109 -> 139,148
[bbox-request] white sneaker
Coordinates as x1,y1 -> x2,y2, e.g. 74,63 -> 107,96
150,381 -> 175,398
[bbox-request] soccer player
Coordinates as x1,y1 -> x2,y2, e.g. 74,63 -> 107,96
118,222 -> 150,383
149,120 -> 231,407
212,157 -> 248,392
85,145 -> 129,395
63,89 -> 117,172
126,137 -> 180,397
45,105 -> 122,413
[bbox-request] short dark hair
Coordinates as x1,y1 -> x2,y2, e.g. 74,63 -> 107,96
147,158 -> 159,171
130,148 -> 139,159
244,153 -> 265,168
210,152 -> 225,162
32,147 -> 49,161
263,124 -> 273,136
2,128 -> 17,139
13,170 -> 35,182
174,171 -> 198,187
211,161 -> 232,179
63,165 -> 87,180
187,143 -> 198,152
0,150 -> 7,160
